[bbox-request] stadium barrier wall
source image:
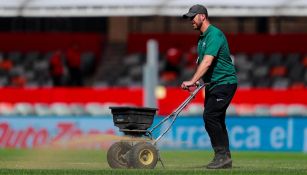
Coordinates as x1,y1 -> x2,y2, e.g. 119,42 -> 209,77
0,88 -> 306,115
0,116 -> 307,152
1,33 -> 306,55
0,32 -> 105,57
128,33 -> 307,54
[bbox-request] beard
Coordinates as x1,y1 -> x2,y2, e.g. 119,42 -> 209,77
193,20 -> 203,30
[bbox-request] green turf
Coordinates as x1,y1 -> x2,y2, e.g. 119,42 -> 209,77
0,149 -> 306,175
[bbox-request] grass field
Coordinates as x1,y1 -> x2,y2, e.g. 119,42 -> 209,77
0,149 -> 306,175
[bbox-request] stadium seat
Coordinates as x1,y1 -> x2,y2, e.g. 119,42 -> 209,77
180,69 -> 195,84
269,104 -> 288,117
69,103 -> 87,116
226,104 -> 237,115
287,104 -> 306,116
253,77 -> 271,87
0,76 -> 9,86
254,104 -> 270,116
186,103 -> 203,115
270,66 -> 287,77
251,53 -> 265,66
288,64 -> 304,82
303,55 -> 307,67
24,52 -> 40,70
13,102 -> 34,116
50,103 -> 72,116
253,65 -> 269,78
0,102 -> 16,115
237,71 -> 250,83
285,53 -> 301,68
272,78 -> 289,89
43,51 -> 53,60
290,82 -> 305,89
128,65 -> 143,82
123,54 -> 142,66
235,104 -> 255,116
9,65 -> 25,77
81,51 -> 95,75
238,81 -> 252,88
268,53 -> 283,66
101,103 -> 119,116
8,51 -> 23,65
117,76 -> 133,86
85,102 -> 106,116
93,81 -> 108,87
234,53 -> 252,71
33,103 -> 53,116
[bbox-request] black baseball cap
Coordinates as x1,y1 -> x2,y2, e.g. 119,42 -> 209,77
182,4 -> 208,19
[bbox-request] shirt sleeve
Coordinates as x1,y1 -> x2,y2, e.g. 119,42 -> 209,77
204,32 -> 223,57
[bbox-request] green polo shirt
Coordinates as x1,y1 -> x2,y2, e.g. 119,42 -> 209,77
197,25 -> 237,90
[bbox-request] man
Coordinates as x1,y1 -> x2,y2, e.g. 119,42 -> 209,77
66,44 -> 83,86
49,50 -> 64,86
181,4 -> 237,169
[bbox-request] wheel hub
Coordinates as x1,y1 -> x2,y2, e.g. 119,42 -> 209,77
139,149 -> 154,165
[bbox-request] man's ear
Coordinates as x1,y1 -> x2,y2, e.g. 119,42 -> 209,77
200,14 -> 206,21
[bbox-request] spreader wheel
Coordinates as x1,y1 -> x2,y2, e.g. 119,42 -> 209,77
107,142 -> 132,169
128,142 -> 158,169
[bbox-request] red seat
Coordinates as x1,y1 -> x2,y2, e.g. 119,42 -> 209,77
270,66 -> 287,77
290,82 -> 305,89
302,56 -> 307,67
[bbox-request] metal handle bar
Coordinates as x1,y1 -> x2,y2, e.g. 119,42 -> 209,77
151,82 -> 211,144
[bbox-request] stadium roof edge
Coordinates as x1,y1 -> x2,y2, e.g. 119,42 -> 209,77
0,0 -> 307,17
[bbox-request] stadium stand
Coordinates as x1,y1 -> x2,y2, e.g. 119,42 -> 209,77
0,33 -> 306,116
0,0 -> 306,117
0,102 -> 305,117
100,51 -> 306,89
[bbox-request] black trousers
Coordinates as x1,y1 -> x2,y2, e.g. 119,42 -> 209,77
203,83 -> 237,155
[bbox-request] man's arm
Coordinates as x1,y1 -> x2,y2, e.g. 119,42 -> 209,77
181,55 -> 214,89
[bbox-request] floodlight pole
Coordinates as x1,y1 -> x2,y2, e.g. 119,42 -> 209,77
143,39 -> 158,108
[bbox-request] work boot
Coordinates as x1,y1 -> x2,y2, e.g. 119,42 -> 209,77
206,153 -> 232,169
226,151 -> 231,159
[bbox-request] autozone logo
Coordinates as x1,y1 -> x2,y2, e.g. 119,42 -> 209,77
0,122 -> 115,148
